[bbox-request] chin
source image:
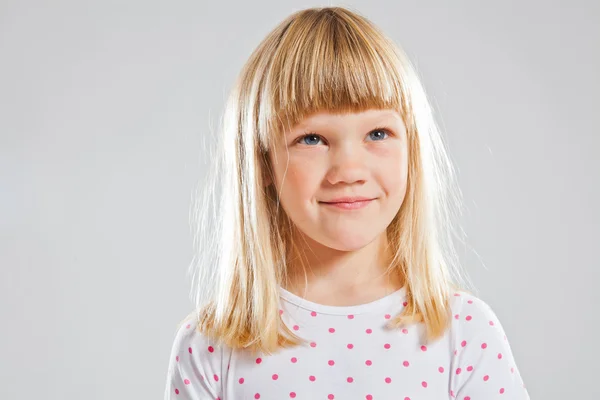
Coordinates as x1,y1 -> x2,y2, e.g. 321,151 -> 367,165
320,233 -> 379,252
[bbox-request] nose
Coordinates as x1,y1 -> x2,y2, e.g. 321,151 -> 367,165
324,142 -> 369,185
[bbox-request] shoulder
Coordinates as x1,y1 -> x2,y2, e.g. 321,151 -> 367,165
445,291 -> 530,398
164,312 -> 223,399
447,290 -> 512,358
449,290 -> 502,329
170,311 -> 223,365
172,312 -> 208,346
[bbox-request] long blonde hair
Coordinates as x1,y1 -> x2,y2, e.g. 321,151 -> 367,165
184,6 -> 473,355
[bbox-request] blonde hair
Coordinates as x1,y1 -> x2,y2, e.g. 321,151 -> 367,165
184,6 -> 474,355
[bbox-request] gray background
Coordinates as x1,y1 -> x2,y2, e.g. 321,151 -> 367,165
1,1 -> 598,398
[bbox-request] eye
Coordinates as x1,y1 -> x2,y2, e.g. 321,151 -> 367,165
294,126 -> 392,146
367,127 -> 391,141
296,133 -> 324,146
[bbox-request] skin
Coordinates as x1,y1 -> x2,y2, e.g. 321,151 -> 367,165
266,108 -> 409,306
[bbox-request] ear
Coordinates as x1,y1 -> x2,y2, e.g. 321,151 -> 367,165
263,174 -> 272,188
262,150 -> 274,188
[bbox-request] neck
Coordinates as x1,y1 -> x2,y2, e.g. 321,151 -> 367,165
283,230 -> 405,303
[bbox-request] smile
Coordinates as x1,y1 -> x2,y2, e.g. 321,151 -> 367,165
319,199 -> 374,210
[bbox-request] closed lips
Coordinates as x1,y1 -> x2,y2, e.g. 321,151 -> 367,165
321,197 -> 375,203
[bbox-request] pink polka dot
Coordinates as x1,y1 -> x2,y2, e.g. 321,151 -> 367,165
290,393 -> 296,398
293,325 -> 299,331
183,379 -> 190,385
279,309 -> 283,315
385,314 -> 391,319
208,346 -> 214,353
174,389 -> 179,394
328,395 -> 334,400
328,360 -> 335,366
254,394 -> 260,399
384,343 -> 391,349
403,301 -> 408,306
347,343 -> 354,349
454,314 -> 460,319
498,353 -> 503,359
366,396 -> 373,400
272,374 -> 278,380
454,293 -> 461,296
456,367 -> 462,375
500,388 -> 505,394
438,366 -> 444,373
385,377 -> 392,383
421,345 -> 427,351
366,328 -> 372,334
467,365 -> 473,372
468,300 -> 473,304
511,367 -> 515,373
239,377 -> 244,384
466,315 -> 472,321
329,327 -> 335,333
310,311 -> 317,317
309,375 -> 316,382
422,381 -> 428,388
214,374 -> 219,382
481,342 -> 487,349
310,342 -> 317,348
347,377 -> 354,383
483,375 -> 489,381
489,320 -> 495,326
186,324 -> 191,329
365,360 -> 372,366
461,340 -> 467,347
291,357 -> 297,363
348,314 -> 354,319
402,328 -> 409,334
188,347 -> 193,354
175,356 -> 179,362
255,358 -> 262,364
404,398 -> 411,400
465,397 -> 471,400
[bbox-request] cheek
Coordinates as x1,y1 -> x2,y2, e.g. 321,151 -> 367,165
379,146 -> 409,195
270,153 -> 320,204
281,161 -> 319,199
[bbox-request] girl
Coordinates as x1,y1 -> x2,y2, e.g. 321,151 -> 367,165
165,6 -> 529,400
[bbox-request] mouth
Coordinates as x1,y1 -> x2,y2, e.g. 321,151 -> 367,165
319,199 -> 375,210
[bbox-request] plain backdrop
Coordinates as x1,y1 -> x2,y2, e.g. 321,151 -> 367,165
1,0 -> 599,398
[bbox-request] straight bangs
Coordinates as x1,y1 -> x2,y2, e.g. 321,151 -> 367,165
257,8 -> 413,151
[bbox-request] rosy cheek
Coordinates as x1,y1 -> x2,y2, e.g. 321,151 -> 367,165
284,164 -> 314,195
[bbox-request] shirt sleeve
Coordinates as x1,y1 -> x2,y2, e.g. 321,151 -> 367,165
449,293 -> 530,399
164,316 -> 222,400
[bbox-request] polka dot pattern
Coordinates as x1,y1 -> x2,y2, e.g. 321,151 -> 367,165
165,289 -> 530,399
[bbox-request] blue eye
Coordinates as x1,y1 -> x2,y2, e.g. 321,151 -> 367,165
295,127 -> 391,146
368,129 -> 389,141
298,134 -> 323,146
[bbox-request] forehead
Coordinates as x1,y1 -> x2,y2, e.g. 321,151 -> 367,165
290,109 -> 404,132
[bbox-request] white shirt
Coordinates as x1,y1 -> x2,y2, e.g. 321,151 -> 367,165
164,286 -> 529,399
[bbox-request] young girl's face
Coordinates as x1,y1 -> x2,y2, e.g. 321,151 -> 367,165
268,108 -> 408,251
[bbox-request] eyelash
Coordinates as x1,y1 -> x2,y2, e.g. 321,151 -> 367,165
294,126 -> 393,146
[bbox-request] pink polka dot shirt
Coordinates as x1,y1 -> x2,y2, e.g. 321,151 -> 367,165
165,287 -> 529,399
